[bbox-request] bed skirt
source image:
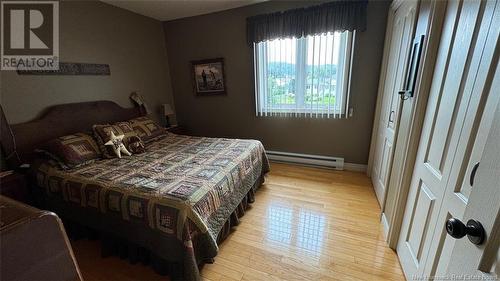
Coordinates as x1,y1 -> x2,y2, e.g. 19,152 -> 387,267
33,175 -> 265,281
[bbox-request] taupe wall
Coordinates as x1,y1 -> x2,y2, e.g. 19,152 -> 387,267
163,1 -> 390,164
0,1 -> 174,124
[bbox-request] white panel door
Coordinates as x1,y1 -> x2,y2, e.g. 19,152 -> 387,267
447,78 -> 500,280
372,0 -> 417,207
421,1 -> 499,277
397,0 -> 499,278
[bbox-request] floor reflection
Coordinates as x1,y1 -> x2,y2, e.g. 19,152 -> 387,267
267,205 -> 293,244
266,203 -> 326,255
297,208 -> 326,252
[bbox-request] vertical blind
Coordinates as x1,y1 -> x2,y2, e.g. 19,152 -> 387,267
254,31 -> 354,118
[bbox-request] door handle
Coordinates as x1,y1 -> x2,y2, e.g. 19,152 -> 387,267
446,218 -> 485,245
389,110 -> 395,123
399,90 -> 410,100
470,162 -> 480,186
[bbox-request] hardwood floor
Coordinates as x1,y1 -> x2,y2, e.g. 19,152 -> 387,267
71,162 -> 405,281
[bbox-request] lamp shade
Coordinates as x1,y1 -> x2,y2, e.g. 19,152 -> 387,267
162,104 -> 174,116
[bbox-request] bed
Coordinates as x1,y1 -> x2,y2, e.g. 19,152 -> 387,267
0,101 -> 269,281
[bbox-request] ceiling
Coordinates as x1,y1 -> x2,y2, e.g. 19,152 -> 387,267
101,0 -> 267,21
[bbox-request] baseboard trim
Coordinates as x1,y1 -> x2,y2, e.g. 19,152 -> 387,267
381,213 -> 390,240
344,163 -> 368,172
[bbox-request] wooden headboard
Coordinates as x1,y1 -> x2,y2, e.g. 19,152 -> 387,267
1,100 -> 143,168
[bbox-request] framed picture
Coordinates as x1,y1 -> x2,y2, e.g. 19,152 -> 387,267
191,58 -> 226,95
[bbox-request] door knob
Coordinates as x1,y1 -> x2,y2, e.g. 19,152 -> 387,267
389,110 -> 395,123
446,218 -> 485,245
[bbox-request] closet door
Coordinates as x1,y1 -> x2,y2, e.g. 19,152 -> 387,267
397,0 -> 499,278
371,0 -> 417,206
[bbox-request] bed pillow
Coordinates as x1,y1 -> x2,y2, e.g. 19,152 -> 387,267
128,116 -> 167,143
93,122 -> 142,158
37,132 -> 102,170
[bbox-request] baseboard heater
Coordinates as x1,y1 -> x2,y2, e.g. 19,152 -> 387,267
266,150 -> 344,170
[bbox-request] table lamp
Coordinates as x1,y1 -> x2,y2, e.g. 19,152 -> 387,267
162,104 -> 174,128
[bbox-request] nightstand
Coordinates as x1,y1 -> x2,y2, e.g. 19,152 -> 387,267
0,171 -> 31,204
166,125 -> 187,135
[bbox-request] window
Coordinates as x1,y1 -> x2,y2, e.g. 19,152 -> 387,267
253,31 -> 354,118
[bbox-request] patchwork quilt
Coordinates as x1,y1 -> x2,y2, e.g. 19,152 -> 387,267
36,133 -> 269,276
